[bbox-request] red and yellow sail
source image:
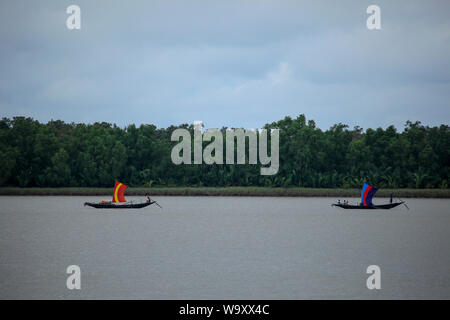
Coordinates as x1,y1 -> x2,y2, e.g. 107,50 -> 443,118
112,181 -> 128,203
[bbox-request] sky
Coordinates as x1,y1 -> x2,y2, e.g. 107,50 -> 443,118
0,0 -> 449,131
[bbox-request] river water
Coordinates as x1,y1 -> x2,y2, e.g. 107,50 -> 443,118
0,196 -> 449,299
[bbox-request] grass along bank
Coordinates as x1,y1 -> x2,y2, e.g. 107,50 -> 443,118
0,187 -> 449,198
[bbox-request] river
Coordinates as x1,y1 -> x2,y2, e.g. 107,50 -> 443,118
0,196 -> 449,299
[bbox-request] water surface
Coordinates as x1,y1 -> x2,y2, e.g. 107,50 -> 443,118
0,196 -> 449,299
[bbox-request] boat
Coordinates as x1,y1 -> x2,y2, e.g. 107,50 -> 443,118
84,181 -> 161,209
332,182 -> 406,210
332,202 -> 403,209
84,201 -> 155,209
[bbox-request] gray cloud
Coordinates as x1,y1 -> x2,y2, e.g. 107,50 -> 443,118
0,0 -> 449,130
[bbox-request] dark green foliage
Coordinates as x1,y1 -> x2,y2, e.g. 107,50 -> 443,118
0,115 -> 448,188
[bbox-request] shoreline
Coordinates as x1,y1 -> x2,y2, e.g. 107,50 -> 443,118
0,187 -> 449,198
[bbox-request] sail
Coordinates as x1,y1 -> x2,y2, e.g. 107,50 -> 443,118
361,182 -> 378,206
112,181 -> 128,203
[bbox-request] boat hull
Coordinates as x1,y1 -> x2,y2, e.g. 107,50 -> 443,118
332,202 -> 403,209
84,201 -> 155,209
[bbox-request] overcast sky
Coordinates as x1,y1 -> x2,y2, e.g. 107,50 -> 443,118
0,0 -> 449,130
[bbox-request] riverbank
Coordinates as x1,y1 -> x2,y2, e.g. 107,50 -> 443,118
0,187 -> 449,198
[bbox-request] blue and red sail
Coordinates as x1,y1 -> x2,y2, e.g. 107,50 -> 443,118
361,183 -> 378,206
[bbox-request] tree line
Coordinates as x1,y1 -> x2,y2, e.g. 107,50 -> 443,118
0,115 -> 448,189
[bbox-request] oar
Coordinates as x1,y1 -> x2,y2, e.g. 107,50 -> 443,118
153,200 -> 163,210
146,193 -> 163,210
398,197 -> 409,210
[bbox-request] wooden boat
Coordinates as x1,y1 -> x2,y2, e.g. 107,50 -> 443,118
84,181 -> 161,209
84,200 -> 156,209
332,202 -> 403,209
332,182 -> 407,210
